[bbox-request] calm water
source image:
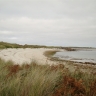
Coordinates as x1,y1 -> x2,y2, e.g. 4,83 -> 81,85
54,49 -> 96,63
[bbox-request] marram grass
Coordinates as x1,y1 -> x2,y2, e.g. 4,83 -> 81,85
0,58 -> 61,96
0,58 -> 96,96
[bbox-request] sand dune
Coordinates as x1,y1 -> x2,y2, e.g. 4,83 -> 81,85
0,48 -> 58,65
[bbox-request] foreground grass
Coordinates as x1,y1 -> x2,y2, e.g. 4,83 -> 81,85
0,58 -> 62,96
0,58 -> 96,96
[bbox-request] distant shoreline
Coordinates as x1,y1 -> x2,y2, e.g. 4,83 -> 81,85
0,41 -> 96,49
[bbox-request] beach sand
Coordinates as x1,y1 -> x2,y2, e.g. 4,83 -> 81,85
0,48 -> 59,65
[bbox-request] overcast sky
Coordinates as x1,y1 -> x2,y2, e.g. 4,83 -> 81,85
0,0 -> 96,47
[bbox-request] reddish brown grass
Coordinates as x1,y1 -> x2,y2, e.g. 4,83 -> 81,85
52,74 -> 96,96
53,76 -> 86,96
6,65 -> 21,78
89,80 -> 96,96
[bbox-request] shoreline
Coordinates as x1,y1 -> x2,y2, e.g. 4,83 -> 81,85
0,48 -> 96,73
0,48 -> 96,66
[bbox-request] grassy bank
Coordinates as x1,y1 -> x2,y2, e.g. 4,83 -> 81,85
0,41 -> 85,50
44,50 -> 59,57
0,58 -> 96,96
0,41 -> 60,49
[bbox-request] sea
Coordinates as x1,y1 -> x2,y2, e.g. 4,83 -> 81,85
54,48 -> 96,63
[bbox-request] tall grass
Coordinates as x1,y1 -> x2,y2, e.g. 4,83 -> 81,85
0,58 -> 61,96
0,58 -> 96,96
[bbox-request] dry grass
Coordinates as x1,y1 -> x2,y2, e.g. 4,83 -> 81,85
0,58 -> 61,96
0,58 -> 96,96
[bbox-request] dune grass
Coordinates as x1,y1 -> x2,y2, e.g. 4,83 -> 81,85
44,50 -> 59,57
0,59 -> 62,96
0,58 -> 96,96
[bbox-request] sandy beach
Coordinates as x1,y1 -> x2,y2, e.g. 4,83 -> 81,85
0,48 -> 59,65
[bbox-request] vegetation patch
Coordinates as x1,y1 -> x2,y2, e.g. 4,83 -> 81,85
64,47 -> 77,51
44,50 -> 59,57
0,58 -> 96,96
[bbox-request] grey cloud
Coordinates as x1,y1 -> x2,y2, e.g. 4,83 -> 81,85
0,0 -> 96,47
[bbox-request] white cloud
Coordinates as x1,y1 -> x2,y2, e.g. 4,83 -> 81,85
0,30 -> 13,34
9,37 -> 18,40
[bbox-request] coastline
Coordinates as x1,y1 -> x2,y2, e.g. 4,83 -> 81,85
0,48 -> 96,73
